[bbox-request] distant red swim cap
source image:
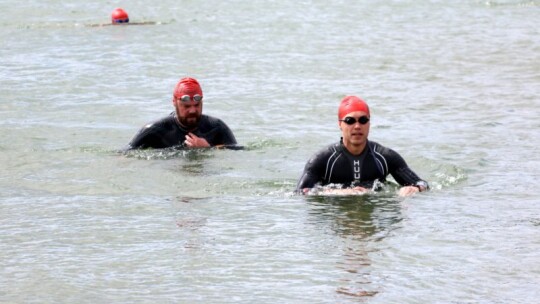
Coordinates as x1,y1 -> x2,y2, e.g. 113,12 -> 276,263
111,8 -> 129,23
174,77 -> 203,98
338,96 -> 370,120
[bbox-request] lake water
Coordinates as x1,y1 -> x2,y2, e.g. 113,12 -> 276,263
1,0 -> 539,303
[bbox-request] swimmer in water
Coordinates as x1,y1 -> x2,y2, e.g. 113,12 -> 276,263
88,8 -> 158,27
296,95 -> 429,197
124,77 -> 240,151
111,8 -> 130,24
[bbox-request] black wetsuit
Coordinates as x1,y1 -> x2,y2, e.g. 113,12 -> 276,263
296,140 -> 428,191
125,113 -> 237,150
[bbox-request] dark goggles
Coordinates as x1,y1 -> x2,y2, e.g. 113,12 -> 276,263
340,116 -> 370,125
178,94 -> 203,103
113,18 -> 129,23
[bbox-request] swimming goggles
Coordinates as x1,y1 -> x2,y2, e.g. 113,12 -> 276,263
113,18 -> 129,23
340,116 -> 370,125
177,95 -> 203,103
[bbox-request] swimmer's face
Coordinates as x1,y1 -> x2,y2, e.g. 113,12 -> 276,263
173,96 -> 203,128
339,111 -> 370,149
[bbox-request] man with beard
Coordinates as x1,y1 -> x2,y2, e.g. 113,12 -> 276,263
124,77 -> 238,150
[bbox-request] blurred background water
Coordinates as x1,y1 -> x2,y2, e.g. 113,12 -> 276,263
1,0 -> 539,303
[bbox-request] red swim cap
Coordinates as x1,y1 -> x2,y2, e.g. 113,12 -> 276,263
111,8 -> 129,23
338,96 -> 370,120
174,77 -> 203,98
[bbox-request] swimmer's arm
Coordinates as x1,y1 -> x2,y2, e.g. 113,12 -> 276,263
385,149 -> 429,197
393,166 -> 429,197
185,133 -> 244,150
296,156 -> 329,194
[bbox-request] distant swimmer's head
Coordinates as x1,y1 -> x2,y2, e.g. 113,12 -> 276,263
111,8 -> 129,24
173,77 -> 203,102
338,95 -> 370,120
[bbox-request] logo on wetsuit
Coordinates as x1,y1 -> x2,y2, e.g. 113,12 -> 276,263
354,160 -> 361,180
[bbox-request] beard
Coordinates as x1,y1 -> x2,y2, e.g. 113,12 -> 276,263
178,113 -> 201,129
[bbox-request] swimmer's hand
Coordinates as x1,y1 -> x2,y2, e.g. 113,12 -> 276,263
398,186 -> 420,197
184,133 -> 210,148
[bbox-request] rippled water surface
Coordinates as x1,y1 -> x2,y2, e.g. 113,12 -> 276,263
1,0 -> 539,303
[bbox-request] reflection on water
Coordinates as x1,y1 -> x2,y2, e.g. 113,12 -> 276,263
308,195 -> 396,237
306,193 -> 404,242
306,194 -> 403,298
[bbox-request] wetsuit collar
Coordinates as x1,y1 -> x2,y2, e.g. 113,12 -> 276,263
339,137 -> 369,156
